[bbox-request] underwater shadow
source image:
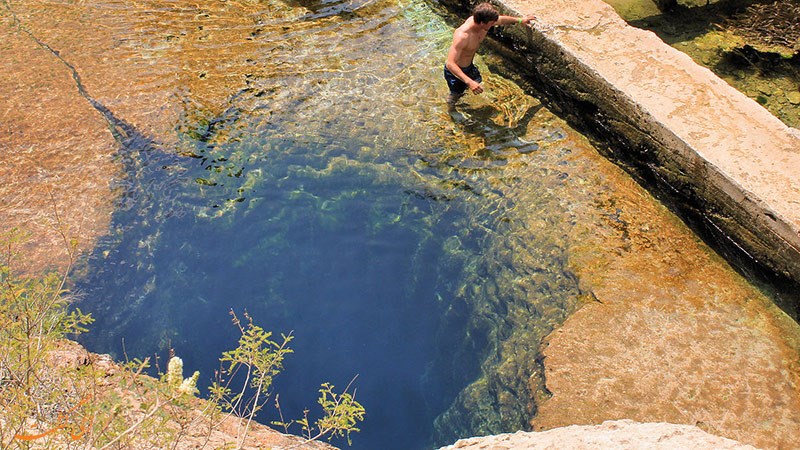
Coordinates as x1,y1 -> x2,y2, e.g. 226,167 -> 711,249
445,101 -> 544,167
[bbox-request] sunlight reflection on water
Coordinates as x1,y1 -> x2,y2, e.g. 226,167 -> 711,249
46,0 -> 795,448
74,1 -> 586,448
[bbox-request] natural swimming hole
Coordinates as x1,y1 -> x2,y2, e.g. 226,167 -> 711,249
76,96 -> 559,447
73,1 -> 582,447
64,0 -> 797,448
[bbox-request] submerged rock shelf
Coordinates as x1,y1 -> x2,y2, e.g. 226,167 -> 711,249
459,0 -> 800,286
435,0 -> 800,448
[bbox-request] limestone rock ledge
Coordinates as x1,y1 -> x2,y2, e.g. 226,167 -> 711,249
30,340 -> 336,450
439,420 -> 758,450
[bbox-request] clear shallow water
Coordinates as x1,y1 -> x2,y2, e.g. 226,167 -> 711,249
63,0 -> 797,447
73,0 -> 579,448
1,0 -> 793,446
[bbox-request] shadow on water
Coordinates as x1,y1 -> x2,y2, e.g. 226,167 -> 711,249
447,103 -> 544,158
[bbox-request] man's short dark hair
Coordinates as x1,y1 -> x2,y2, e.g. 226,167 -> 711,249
472,2 -> 499,24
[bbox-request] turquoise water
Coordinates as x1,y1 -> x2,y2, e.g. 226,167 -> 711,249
74,0 -> 581,447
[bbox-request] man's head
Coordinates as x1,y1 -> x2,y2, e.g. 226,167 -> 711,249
472,2 -> 499,24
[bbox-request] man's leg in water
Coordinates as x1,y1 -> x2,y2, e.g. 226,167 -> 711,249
447,92 -> 464,107
443,64 -> 482,107
444,65 -> 467,107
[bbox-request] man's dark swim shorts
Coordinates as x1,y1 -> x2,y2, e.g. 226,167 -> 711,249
443,64 -> 482,96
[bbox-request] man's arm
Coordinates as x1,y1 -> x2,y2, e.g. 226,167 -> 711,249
445,32 -> 483,94
495,14 -> 536,26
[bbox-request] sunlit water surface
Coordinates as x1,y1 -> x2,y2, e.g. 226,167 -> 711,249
64,0 -> 794,448
73,0 -> 578,448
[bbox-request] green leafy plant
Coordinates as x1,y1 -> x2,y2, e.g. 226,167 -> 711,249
296,380 -> 366,446
0,228 -> 95,447
208,310 -> 294,447
213,310 -> 366,447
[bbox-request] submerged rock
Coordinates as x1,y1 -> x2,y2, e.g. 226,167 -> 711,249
787,90 -> 800,105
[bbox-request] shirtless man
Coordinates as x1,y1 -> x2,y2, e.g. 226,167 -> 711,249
444,2 -> 535,105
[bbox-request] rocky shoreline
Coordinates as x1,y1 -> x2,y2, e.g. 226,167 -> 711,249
40,340 -> 336,449
37,341 -> 765,449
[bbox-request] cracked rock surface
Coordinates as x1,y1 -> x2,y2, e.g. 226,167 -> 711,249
440,419 -> 758,449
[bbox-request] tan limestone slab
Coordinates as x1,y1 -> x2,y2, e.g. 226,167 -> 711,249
440,419 -> 757,449
501,0 -> 800,262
